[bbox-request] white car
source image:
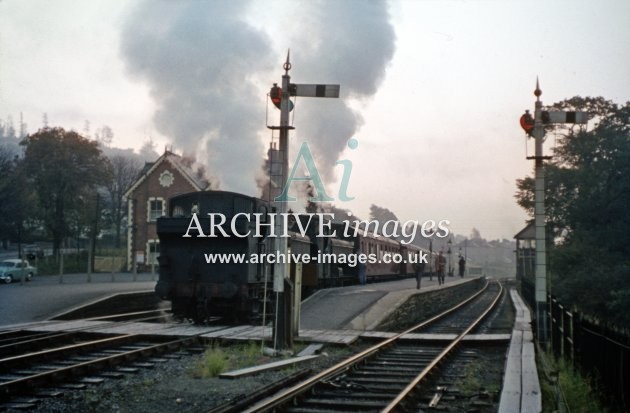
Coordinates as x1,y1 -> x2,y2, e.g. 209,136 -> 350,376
0,259 -> 37,283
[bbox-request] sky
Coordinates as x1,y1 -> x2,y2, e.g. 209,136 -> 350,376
1,0 -> 629,241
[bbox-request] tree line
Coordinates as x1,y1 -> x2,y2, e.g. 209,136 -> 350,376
0,123 -> 159,260
515,96 -> 630,327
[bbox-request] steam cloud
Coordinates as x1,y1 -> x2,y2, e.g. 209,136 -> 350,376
287,1 -> 396,184
120,0 -> 395,195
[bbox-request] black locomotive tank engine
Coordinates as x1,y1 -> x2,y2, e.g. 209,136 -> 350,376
156,191 -> 271,322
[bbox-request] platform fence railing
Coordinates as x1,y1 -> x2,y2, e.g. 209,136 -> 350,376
520,276 -> 629,411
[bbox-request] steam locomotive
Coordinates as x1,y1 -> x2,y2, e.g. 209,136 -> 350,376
155,190 -> 429,322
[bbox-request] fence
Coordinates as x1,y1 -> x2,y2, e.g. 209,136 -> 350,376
521,277 -> 630,411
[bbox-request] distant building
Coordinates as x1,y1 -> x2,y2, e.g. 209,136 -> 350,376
124,150 -> 210,271
514,221 -> 536,306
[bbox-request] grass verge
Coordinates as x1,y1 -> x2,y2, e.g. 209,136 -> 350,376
537,347 -> 609,413
191,341 -> 303,378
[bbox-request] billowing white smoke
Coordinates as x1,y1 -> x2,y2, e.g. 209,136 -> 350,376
120,0 -> 395,195
286,1 -> 396,184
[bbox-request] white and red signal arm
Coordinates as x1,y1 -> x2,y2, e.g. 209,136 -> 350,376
289,83 -> 340,98
541,110 -> 588,124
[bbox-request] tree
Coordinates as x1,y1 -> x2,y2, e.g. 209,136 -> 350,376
95,125 -> 114,146
369,204 -> 399,223
0,145 -> 36,250
21,127 -> 109,254
0,117 -> 20,155
139,138 -> 159,161
515,97 -> 630,326
103,154 -> 142,247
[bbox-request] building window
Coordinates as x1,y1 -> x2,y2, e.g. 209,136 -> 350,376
147,240 -> 160,265
148,198 -> 165,222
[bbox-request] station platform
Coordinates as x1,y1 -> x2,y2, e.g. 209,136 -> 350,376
498,289 -> 542,413
3,276 -> 483,345
0,272 -> 157,326
300,275 -> 480,330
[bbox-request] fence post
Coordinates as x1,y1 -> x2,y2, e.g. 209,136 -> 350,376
567,310 -> 574,365
58,250 -> 64,284
547,295 -> 558,357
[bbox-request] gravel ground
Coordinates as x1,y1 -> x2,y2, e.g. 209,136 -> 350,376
416,344 -> 508,412
9,342 -> 361,413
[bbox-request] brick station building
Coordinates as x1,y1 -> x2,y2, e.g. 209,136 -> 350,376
124,150 -> 210,271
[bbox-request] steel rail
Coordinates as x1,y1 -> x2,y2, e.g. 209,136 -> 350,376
0,312 -> 169,352
0,334 -> 136,369
0,326 -> 219,400
82,309 -> 169,321
240,279 -> 492,413
382,280 -> 504,412
0,308 -> 169,341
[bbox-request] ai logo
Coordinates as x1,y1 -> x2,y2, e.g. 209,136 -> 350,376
276,138 -> 358,203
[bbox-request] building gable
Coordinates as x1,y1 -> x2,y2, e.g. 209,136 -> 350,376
124,151 -> 208,198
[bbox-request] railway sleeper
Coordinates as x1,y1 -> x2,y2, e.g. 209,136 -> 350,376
387,348 -> 442,354
314,390 -> 395,400
295,396 -> 390,409
343,376 -> 412,385
351,369 -> 422,376
368,360 -> 431,368
327,383 -> 406,393
285,407 -> 373,413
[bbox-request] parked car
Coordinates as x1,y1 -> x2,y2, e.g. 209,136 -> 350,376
24,244 -> 44,260
0,259 -> 37,283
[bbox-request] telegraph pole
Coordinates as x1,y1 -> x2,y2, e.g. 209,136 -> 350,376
268,52 -> 339,350
521,79 -> 587,345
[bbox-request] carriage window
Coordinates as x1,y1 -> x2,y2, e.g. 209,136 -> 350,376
172,205 -> 185,217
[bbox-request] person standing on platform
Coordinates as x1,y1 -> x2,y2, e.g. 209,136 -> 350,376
358,261 -> 367,285
458,256 -> 466,278
414,257 -> 425,290
436,251 -> 446,285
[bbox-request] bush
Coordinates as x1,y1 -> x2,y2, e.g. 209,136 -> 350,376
35,251 -> 90,275
192,348 -> 228,378
538,348 -> 608,413
190,341 -> 276,379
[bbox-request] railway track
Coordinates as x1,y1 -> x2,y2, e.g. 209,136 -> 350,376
408,344 -> 506,411
241,279 -> 503,412
0,309 -> 215,407
0,309 -> 170,358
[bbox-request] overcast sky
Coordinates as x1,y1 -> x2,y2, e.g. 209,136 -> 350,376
1,0 -> 629,240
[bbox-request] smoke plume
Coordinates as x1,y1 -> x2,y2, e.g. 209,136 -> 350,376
287,0 -> 396,184
120,1 -> 395,196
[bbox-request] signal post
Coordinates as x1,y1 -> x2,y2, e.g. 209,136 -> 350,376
268,52 -> 339,350
521,79 -> 587,344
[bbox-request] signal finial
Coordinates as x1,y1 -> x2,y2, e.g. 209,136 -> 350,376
283,49 -> 292,74
534,77 -> 542,100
